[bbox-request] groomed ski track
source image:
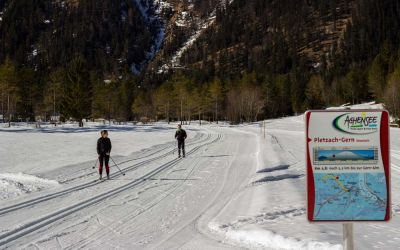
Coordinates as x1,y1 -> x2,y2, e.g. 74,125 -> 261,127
0,132 -> 210,216
0,128 -> 216,246
0,126 -> 256,249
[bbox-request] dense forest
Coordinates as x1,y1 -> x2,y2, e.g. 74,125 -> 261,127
0,0 -> 157,124
138,0 -> 400,123
1,0 -> 400,125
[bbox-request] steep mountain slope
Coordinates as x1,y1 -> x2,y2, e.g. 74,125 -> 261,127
145,0 -> 225,73
0,0 -> 225,77
175,0 -> 353,76
0,0 -> 159,76
155,0 -> 400,79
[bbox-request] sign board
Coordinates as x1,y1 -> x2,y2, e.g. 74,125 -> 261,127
306,110 -> 391,222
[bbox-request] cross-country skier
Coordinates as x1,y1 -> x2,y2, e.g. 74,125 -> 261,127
175,124 -> 187,158
97,130 -> 112,180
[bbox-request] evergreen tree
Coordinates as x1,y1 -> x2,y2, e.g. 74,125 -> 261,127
60,57 -> 92,127
116,77 -> 136,121
305,75 -> 326,109
172,75 -> 191,124
368,53 -> 388,101
153,82 -> 173,123
131,91 -> 153,122
43,69 -> 64,121
91,77 -> 110,121
384,63 -> 400,118
17,67 -> 39,121
0,58 -> 19,126
208,77 -> 223,123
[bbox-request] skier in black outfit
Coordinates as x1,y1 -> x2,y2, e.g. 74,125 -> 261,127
97,130 -> 112,180
175,124 -> 187,158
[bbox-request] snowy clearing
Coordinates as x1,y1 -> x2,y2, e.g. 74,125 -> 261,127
0,115 -> 399,249
0,123 -> 175,174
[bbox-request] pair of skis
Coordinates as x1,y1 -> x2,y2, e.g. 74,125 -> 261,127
92,157 -> 125,180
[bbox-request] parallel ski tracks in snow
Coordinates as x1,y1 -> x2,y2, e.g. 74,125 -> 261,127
60,132 -> 206,184
65,150 -> 206,249
0,134 -> 222,247
0,133 -> 209,217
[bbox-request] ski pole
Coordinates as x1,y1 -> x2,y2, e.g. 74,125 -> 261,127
92,158 -> 99,169
110,156 -> 126,176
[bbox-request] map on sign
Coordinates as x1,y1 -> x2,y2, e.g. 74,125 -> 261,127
313,173 -> 387,220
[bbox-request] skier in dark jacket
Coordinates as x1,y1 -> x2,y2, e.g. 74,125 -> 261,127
175,124 -> 187,158
97,130 -> 112,180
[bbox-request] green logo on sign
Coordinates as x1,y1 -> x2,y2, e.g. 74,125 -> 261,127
333,113 -> 378,134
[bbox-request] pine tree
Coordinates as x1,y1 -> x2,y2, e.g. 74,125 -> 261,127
172,75 -> 191,124
305,75 -> 326,109
43,69 -> 64,122
116,77 -> 136,121
60,57 -> 92,127
384,63 -> 400,118
17,67 -> 39,121
208,77 -> 223,123
131,92 -> 153,122
153,82 -> 173,123
0,58 -> 19,126
368,54 -> 388,101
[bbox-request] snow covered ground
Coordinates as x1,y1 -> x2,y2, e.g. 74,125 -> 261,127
0,114 -> 399,249
0,123 -> 175,174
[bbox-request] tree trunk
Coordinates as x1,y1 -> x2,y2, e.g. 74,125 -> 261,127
180,99 -> 183,125
167,102 -> 170,124
216,99 -> 218,124
7,94 -> 11,127
1,93 -> 4,123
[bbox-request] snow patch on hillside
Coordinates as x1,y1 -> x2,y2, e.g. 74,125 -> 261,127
131,0 -> 171,75
157,13 -> 216,73
157,1 -> 236,73
0,173 -> 59,200
157,0 -> 238,74
154,0 -> 172,14
175,11 -> 190,27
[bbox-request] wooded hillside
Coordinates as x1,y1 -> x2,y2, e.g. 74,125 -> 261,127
1,0 -> 400,125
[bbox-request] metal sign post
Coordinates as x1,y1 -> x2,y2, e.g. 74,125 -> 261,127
263,120 -> 266,139
343,223 -> 354,250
